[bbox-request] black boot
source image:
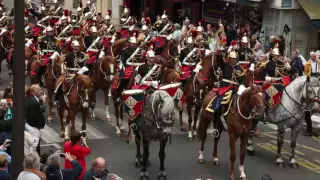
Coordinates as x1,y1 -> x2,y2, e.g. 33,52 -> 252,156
53,85 -> 62,106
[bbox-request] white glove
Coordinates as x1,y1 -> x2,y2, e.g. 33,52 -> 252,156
50,52 -> 59,60
65,37 -> 71,43
193,64 -> 202,73
99,51 -> 105,58
166,34 -> 173,40
109,75 -> 114,81
134,74 -> 141,84
110,35 -> 116,44
275,77 -> 282,81
151,81 -> 159,88
205,49 -> 211,56
265,76 -> 272,82
119,62 -> 124,70
237,84 -> 246,95
129,25 -> 135,31
77,66 -> 89,74
249,63 -> 255,72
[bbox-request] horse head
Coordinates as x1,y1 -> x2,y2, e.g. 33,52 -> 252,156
99,55 -> 117,81
300,76 -> 320,113
149,90 -> 175,134
241,84 -> 265,119
75,74 -> 93,108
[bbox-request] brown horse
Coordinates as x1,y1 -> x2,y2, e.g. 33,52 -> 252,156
197,84 -> 265,180
0,31 -> 13,84
182,52 -> 221,140
89,55 -> 117,122
105,38 -> 128,58
56,74 -> 93,140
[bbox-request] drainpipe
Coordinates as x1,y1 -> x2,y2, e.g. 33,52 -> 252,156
202,0 -> 204,20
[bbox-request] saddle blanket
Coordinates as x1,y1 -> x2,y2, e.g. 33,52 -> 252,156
124,65 -> 134,79
88,51 -> 98,64
102,37 -> 112,48
205,89 -> 234,115
180,65 -> 195,80
263,83 -> 285,107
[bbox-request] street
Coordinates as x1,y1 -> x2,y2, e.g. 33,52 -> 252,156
0,63 -> 319,180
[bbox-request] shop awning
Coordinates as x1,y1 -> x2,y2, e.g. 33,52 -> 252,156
297,0 -> 320,20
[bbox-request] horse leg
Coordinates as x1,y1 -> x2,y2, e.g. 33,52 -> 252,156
158,137 -> 168,180
276,124 -> 286,168
112,90 -> 122,136
246,118 -> 259,155
47,88 -> 54,123
58,106 -> 65,138
140,139 -> 150,180
213,119 -> 223,166
104,88 -> 111,122
192,103 -> 202,137
198,113 -> 211,164
229,134 -> 237,180
108,86 -> 112,99
64,111 -> 71,141
81,109 -> 88,137
239,134 -> 249,180
179,109 -> 186,132
90,90 -> 97,120
135,130 -> 143,167
289,125 -> 300,168
186,97 -> 193,140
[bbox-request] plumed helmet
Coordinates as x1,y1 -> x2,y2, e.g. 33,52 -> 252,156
161,9 -> 168,19
129,36 -> 137,44
72,40 -> 80,47
147,50 -> 155,58
141,25 -> 148,31
105,9 -> 112,20
90,26 -> 97,33
186,36 -> 193,44
124,3 -> 129,14
229,51 -> 238,59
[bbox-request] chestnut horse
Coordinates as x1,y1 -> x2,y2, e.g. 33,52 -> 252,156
89,55 -> 117,123
182,52 -> 221,140
197,84 -> 265,180
0,31 -> 13,84
56,74 -> 93,140
29,54 -> 63,122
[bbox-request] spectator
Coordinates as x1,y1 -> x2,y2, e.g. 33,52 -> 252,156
226,24 -> 236,46
17,152 -> 46,180
290,49 -> 304,79
83,157 -> 109,180
206,24 -> 212,37
45,150 -> 82,180
253,42 -> 263,62
24,130 -> 36,156
64,131 -> 91,180
25,84 -> 46,154
0,120 -> 12,155
172,23 -> 181,41
0,154 -> 10,180
0,139 -> 11,174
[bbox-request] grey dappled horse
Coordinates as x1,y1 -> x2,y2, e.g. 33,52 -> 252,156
247,76 -> 320,168
131,90 -> 175,180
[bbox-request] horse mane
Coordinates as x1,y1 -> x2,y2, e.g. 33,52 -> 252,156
114,38 -> 127,46
150,90 -> 175,116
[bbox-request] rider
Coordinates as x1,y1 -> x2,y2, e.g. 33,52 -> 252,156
101,9 -> 115,36
195,21 -> 210,53
57,10 -> 71,35
135,49 -> 161,89
120,3 -> 132,27
85,25 -> 103,72
159,9 -> 173,35
237,32 -> 253,68
53,40 -> 89,106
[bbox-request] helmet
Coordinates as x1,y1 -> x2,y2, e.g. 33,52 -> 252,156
90,26 -> 97,33
141,25 -> 148,31
87,0 -> 91,5
186,37 -> 193,44
241,36 -> 248,43
147,50 -> 155,58
197,26 -> 203,32
229,51 -> 238,59
105,9 -> 112,20
46,26 -> 53,32
77,6 -> 82,12
124,3 -> 129,14
72,40 -> 80,47
53,0 -> 58,3
161,9 -> 168,19
272,47 -> 280,56
129,36 -> 137,44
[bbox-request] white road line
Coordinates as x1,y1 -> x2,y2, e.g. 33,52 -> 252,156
311,115 -> 320,123
42,125 -> 64,143
74,116 -> 109,139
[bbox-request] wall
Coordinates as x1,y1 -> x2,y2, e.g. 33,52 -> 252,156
267,0 -> 301,9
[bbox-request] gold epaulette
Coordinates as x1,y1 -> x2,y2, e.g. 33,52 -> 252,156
304,61 -> 312,77
38,36 -> 43,42
259,62 -> 267,68
84,53 -> 89,59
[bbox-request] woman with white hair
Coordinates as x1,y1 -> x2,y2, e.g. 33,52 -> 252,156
17,152 -> 46,180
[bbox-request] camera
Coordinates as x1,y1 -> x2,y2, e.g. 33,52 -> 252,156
59,153 -> 65,158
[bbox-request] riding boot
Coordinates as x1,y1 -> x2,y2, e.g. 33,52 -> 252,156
53,85 -> 62,106
303,111 -> 312,136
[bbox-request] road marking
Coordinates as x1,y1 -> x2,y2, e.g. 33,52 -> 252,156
40,143 -> 62,149
269,140 -> 305,156
314,159 -> 320,164
257,143 -> 320,174
261,132 -> 320,153
74,116 -> 109,139
312,136 -> 320,143
42,125 -> 64,143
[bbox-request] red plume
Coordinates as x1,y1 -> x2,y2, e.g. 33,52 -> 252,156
275,39 -> 281,44
231,40 -> 237,46
49,19 -> 56,27
24,9 -> 29,17
108,9 -> 112,16
243,30 -> 248,36
41,0 -> 45,7
145,17 -> 150,25
199,20 -> 204,26
133,30 -> 139,38
191,30 -> 197,38
73,28 -> 80,36
124,2 -> 128,7
164,8 -> 168,14
64,10 -> 69,16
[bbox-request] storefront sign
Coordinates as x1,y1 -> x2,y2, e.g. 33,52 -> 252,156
282,0 -> 292,8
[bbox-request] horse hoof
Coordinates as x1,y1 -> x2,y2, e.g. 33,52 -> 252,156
140,172 -> 149,180
180,127 -> 187,132
240,177 -> 247,180
198,159 -> 204,164
157,171 -> 167,180
135,160 -> 142,167
188,137 -> 193,141
213,160 -> 220,166
106,118 -> 111,122
47,119 -> 53,123
60,134 -> 65,138
246,149 -> 255,156
121,129 -> 127,134
277,162 -> 285,168
290,163 -> 299,169
116,132 -> 121,137
81,132 -> 86,137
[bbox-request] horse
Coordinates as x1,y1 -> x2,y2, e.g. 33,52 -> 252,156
0,31 -> 13,84
25,45 -> 38,78
89,55 -> 117,123
247,75 -> 320,168
181,52 -> 222,140
56,74 -> 93,140
105,38 -> 128,58
132,90 -> 175,180
197,84 -> 265,180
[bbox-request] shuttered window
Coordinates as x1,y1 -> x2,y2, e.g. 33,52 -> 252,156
73,0 -> 79,9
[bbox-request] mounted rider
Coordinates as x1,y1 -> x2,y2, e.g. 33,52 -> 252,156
195,21 -> 210,55
57,10 -> 71,35
158,9 -> 173,36
53,40 -> 89,106
179,33 -> 202,85
85,25 -> 103,72
120,3 -> 132,27
99,9 -> 115,36
134,49 -> 162,90
237,32 -> 253,69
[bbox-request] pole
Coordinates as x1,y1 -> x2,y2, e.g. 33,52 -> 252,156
11,0 -> 25,179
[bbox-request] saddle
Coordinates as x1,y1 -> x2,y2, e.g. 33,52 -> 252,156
55,74 -> 76,95
206,88 -> 235,117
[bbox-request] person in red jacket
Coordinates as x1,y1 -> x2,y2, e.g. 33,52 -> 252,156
64,131 -> 91,180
